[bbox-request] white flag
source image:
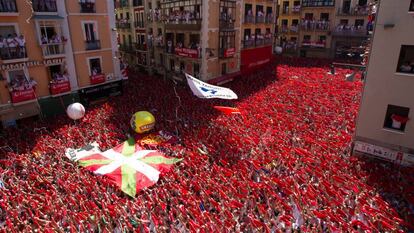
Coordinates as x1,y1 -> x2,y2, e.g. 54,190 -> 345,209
185,73 -> 238,99
65,142 -> 101,162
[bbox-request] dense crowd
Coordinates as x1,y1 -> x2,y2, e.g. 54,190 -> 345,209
0,57 -> 413,232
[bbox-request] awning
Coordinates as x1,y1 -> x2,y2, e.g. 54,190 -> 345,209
208,71 -> 241,85
32,15 -> 64,20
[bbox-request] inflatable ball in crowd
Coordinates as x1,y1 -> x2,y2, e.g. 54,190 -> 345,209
67,103 -> 86,120
130,111 -> 155,134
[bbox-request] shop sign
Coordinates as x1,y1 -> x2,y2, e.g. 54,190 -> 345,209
0,58 -> 66,71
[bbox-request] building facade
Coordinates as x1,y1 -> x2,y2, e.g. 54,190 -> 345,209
354,0 -> 414,167
275,0 -> 372,59
115,0 -> 277,83
0,0 -> 122,126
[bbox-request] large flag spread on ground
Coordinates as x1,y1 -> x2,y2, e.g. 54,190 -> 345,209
213,106 -> 241,115
65,138 -> 182,197
185,73 -> 238,99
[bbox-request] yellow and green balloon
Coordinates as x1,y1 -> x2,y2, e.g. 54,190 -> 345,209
130,111 -> 155,134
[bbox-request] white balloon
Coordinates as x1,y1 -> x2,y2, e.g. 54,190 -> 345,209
67,103 -> 85,120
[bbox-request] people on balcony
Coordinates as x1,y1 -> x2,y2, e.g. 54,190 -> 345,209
0,0 -> 17,12
301,19 -> 330,30
9,75 -> 36,92
399,61 -> 414,73
0,33 -> 26,59
336,24 -> 364,31
51,71 -> 69,83
167,10 -> 201,24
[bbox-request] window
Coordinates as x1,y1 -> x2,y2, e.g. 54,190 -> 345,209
245,4 -> 252,15
355,19 -> 364,27
383,105 -> 410,132
219,31 -> 235,49
88,57 -> 102,76
83,22 -> 98,41
282,19 -> 288,26
304,13 -> 313,20
303,35 -> 311,41
410,0 -> 414,12
221,63 -> 227,75
220,0 -> 236,21
396,45 -> 414,74
319,35 -> 326,42
292,19 -> 299,26
320,13 -> 329,21
8,69 -> 30,91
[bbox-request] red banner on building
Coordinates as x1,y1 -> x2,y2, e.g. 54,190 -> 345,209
224,48 -> 236,58
240,46 -> 272,75
50,81 -> 71,95
11,89 -> 36,103
90,74 -> 106,85
175,48 -> 199,58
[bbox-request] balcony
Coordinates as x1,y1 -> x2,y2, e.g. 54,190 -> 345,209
302,0 -> 334,7
134,43 -> 147,51
290,25 -> 299,33
90,73 -> 106,85
80,1 -> 96,13
337,6 -> 369,16
265,15 -> 273,24
292,5 -> 301,13
301,21 -> 330,31
41,43 -> 65,57
10,88 -> 36,104
242,36 -> 272,49
332,26 -> 368,37
32,0 -> 57,13
244,15 -> 254,24
0,46 -> 27,61
256,15 -> 265,23
85,40 -> 101,50
219,47 -> 236,58
219,19 -> 235,30
134,21 -> 145,28
133,0 -> 143,7
281,7 -> 289,14
165,10 -> 202,30
116,20 -> 131,29
175,47 -> 200,59
302,41 -> 326,48
49,79 -> 70,96
0,0 -> 17,13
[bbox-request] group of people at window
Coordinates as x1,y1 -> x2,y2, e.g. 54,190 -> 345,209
50,71 -> 69,84
147,8 -> 162,22
301,18 -> 330,30
9,75 -> 37,92
41,33 -> 65,45
166,9 -> 201,23
220,8 -> 234,22
399,61 -> 414,73
245,9 -> 273,21
32,0 -> 57,12
0,33 -> 26,59
280,37 -> 298,51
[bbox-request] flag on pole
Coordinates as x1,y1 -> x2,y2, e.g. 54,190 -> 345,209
65,138 -> 182,197
213,106 -> 241,115
185,73 -> 238,99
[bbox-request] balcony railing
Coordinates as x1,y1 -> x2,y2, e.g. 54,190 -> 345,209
219,19 -> 235,30
116,21 -> 131,29
301,21 -> 330,31
290,25 -> 299,32
332,26 -> 368,37
302,0 -> 334,7
134,21 -> 145,28
32,0 -> 57,13
134,43 -> 147,51
337,6 -> 369,16
242,36 -> 272,49
256,15 -> 265,23
265,15 -> 274,23
244,15 -> 254,24
41,43 -> 65,57
80,2 -> 96,13
85,40 -> 101,50
0,46 -> 27,60
292,5 -> 301,13
0,0 -> 17,13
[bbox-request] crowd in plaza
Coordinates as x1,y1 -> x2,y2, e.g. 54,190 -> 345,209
0,57 -> 412,232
